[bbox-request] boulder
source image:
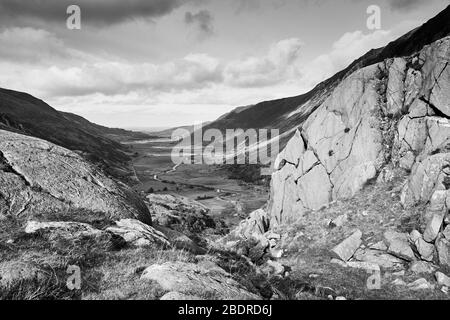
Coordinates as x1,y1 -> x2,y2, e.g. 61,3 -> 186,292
24,220 -> 110,243
0,130 -> 151,224
401,154 -> 450,208
229,209 -> 270,241
140,262 -> 259,300
435,272 -> 450,287
407,278 -> 435,291
443,226 -> 450,240
346,261 -> 380,272
146,194 -> 214,233
421,38 -> 450,117
329,214 -> 348,228
385,58 -> 407,116
435,235 -> 450,267
409,230 -> 435,261
423,192 -> 447,242
392,278 -> 407,286
353,249 -> 404,269
383,230 -> 416,262
409,261 -> 436,274
331,230 -> 362,262
106,219 -> 170,248
261,260 -> 285,276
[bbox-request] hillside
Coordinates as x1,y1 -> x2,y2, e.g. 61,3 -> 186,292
213,5 -> 450,300
0,88 -> 152,179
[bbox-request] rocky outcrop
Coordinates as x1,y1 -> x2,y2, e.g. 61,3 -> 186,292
146,194 -> 215,233
268,36 -> 450,226
24,219 -> 170,249
140,261 -> 259,300
106,219 -> 170,247
0,130 -> 151,224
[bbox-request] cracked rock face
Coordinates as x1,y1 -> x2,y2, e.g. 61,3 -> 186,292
0,130 -> 151,224
269,37 -> 450,226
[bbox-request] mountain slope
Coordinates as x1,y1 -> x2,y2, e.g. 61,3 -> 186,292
0,88 -> 151,179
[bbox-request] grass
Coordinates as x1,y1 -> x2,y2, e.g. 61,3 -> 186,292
0,213 -> 198,300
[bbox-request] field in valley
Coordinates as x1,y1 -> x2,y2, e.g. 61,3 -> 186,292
126,136 -> 269,227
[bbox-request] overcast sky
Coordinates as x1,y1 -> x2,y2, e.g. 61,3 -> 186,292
0,0 -> 448,129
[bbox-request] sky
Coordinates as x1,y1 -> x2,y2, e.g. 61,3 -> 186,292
0,0 -> 449,129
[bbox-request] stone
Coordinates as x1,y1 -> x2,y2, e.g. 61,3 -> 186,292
230,209 -> 270,240
392,270 -> 405,277
296,164 -> 333,211
106,219 -> 170,248
335,296 -> 347,301
423,117 -> 450,155
435,236 -> 450,267
409,261 -> 436,274
274,129 -> 305,169
423,210 -> 446,243
331,230 -> 363,262
25,220 -> 105,242
146,194 -> 214,234
353,249 -> 404,269
160,292 -> 203,300
392,279 -> 407,286
330,258 -> 348,268
423,39 -> 450,117
141,262 -> 259,300
407,278 -> 435,291
330,214 -> 348,228
409,230 -> 435,262
347,261 -> 380,272
370,241 -> 388,251
262,260 -> 285,276
443,226 -> 450,240
409,230 -> 422,243
383,230 -> 416,261
401,154 -> 450,208
385,58 -> 407,116
0,130 -> 151,224
388,240 -> 416,262
435,272 -> 450,287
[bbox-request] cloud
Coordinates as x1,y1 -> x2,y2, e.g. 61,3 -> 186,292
0,27 -> 89,64
0,27 -> 305,98
299,19 -> 420,87
224,38 -> 304,87
0,27 -> 223,98
0,0 -> 202,27
386,0 -> 430,11
184,10 -> 215,38
232,0 -> 287,14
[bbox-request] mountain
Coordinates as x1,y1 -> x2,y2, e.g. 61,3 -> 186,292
207,5 -> 450,149
263,6 -> 450,227
0,88 -> 152,179
215,6 -> 450,293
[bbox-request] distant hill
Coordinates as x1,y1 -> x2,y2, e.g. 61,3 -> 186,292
0,87 -> 152,180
